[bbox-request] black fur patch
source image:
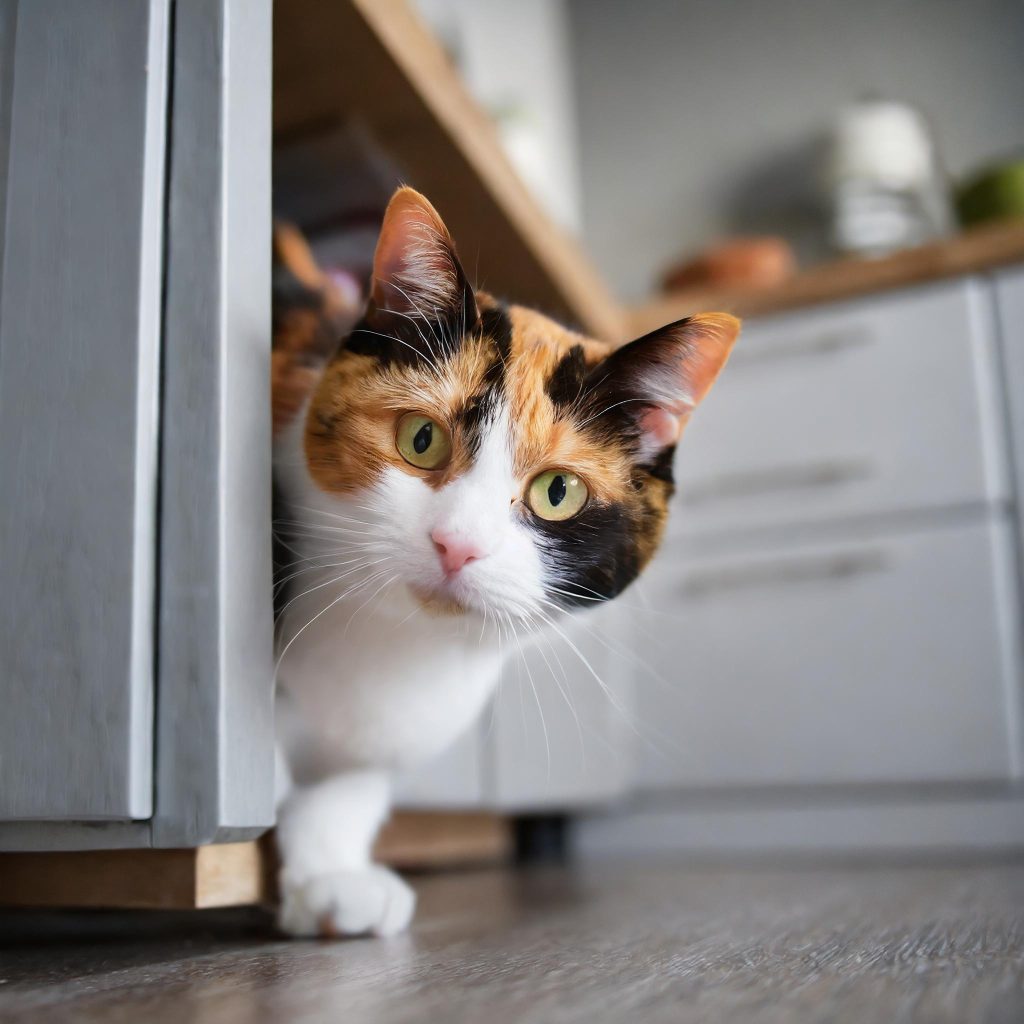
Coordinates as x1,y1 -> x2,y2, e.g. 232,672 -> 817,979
546,345 -> 587,410
530,500 -> 639,608
576,320 -> 694,454
644,445 -> 676,485
453,306 -> 511,458
345,314 -> 433,367
456,376 -> 502,460
271,263 -> 346,367
345,278 -> 481,369
271,479 -> 295,624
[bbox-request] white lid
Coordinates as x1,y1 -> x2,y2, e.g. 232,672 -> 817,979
827,100 -> 935,188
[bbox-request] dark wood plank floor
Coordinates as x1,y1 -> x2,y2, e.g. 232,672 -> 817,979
0,860 -> 1022,1023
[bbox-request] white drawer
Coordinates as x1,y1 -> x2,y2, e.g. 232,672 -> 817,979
674,281 -> 1008,536
633,517 -> 1020,789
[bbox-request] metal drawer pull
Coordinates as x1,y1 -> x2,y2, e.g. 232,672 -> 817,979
682,459 -> 873,506
730,327 -> 872,368
680,551 -> 889,599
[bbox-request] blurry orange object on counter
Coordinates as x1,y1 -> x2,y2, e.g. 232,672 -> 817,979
661,236 -> 796,293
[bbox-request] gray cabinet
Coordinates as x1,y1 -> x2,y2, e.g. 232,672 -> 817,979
0,0 -> 274,850
674,280 -> 1009,537
627,278 -> 1022,792
637,518 -> 1020,788
580,274 -> 1024,855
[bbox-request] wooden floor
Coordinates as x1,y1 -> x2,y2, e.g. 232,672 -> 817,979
0,859 -> 1022,1022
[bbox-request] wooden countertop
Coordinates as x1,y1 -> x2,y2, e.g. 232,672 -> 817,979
629,220 -> 1024,335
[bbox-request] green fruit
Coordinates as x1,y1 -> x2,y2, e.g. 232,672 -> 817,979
956,159 -> 1024,227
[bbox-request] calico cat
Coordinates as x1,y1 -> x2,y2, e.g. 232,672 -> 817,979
272,187 -> 738,937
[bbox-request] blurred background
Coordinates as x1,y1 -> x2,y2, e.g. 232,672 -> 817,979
3,0 -> 1024,871
280,0 -> 1024,293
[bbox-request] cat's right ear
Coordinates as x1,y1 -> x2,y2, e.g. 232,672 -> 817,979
365,187 -> 477,348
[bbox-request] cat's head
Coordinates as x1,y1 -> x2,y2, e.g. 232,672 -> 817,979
299,187 -> 738,620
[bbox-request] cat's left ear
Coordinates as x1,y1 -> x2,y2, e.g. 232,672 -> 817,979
587,313 -> 740,459
366,186 -> 477,342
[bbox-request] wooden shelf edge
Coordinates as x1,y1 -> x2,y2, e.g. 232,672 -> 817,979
629,219 -> 1024,334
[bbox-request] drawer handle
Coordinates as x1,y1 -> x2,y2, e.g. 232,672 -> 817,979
680,551 -> 889,600
731,326 -> 872,369
681,459 -> 873,506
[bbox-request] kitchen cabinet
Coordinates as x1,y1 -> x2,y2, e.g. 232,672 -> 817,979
579,273 -> 1024,856
0,0 -> 274,850
625,278 -> 1020,790
0,0 -> 171,827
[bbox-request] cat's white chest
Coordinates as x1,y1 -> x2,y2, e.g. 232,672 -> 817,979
276,582 -> 503,778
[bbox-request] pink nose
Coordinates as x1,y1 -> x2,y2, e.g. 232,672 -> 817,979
431,529 -> 486,576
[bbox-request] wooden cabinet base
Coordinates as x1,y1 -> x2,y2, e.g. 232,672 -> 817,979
0,842 -> 269,910
0,812 -> 511,910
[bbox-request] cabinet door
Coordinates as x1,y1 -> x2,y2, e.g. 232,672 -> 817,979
0,0 -> 170,821
0,0 -> 274,848
674,282 -> 1009,537
635,518 -> 1020,789
154,0 -> 274,846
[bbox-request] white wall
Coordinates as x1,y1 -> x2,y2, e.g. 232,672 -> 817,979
569,0 -> 1024,299
415,0 -> 582,230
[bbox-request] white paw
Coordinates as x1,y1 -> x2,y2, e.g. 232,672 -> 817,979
278,865 -> 416,938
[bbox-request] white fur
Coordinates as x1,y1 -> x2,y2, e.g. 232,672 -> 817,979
276,771 -> 415,938
273,400 -> 546,937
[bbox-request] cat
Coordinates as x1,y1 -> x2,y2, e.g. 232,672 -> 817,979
271,187 -> 739,937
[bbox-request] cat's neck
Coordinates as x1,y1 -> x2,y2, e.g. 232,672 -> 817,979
274,556 -> 504,773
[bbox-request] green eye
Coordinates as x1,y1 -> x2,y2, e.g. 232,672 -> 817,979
396,413 -> 451,470
527,470 -> 589,521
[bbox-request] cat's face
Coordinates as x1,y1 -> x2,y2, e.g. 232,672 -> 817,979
301,188 -> 738,621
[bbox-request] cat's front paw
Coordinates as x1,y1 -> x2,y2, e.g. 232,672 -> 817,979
278,865 -> 416,938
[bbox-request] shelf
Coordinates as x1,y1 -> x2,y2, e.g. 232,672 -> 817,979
629,220 -> 1024,335
275,0 -> 624,341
